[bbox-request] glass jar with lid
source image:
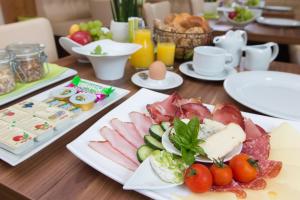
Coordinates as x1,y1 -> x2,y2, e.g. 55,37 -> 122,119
0,49 -> 16,95
6,43 -> 49,83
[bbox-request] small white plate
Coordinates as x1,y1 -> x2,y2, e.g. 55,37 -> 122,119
123,158 -> 181,190
161,128 -> 242,163
131,70 -> 183,90
256,17 -> 300,27
224,71 -> 300,121
264,6 -> 292,12
179,61 -> 237,81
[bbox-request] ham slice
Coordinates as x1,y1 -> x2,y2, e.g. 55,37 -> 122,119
100,126 -> 139,165
146,92 -> 181,123
180,103 -> 212,122
88,141 -> 138,171
244,118 -> 264,140
212,104 -> 244,128
110,118 -> 144,148
129,112 -> 153,138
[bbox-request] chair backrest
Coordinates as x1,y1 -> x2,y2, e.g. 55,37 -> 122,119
190,0 -> 204,15
35,0 -> 91,22
89,0 -> 113,27
143,1 -> 171,29
0,18 -> 58,62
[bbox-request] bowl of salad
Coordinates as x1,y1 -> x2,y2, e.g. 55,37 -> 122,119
223,6 -> 262,26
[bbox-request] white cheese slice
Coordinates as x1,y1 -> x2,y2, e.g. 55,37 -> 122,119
270,123 -> 300,149
269,148 -> 300,167
199,119 -> 226,139
200,123 -> 246,160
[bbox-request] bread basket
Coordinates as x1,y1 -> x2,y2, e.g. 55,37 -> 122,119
153,27 -> 213,60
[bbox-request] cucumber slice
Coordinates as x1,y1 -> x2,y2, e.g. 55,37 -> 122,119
161,122 -> 171,131
144,135 -> 164,150
149,124 -> 165,141
137,145 -> 154,163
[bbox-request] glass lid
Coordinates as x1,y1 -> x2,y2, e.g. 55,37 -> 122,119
0,49 -> 14,64
6,43 -> 45,57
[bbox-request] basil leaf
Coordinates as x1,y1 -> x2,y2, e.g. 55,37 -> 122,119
181,148 -> 195,165
188,117 -> 200,141
174,118 -> 188,138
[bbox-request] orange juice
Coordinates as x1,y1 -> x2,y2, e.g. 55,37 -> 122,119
157,42 -> 176,67
130,29 -> 154,69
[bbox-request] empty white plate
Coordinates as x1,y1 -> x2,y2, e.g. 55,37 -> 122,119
256,17 -> 300,27
131,70 -> 183,90
161,128 -> 243,163
264,6 -> 292,12
224,71 -> 300,121
179,61 -> 237,81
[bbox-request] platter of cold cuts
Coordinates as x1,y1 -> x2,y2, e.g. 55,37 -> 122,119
67,88 -> 300,200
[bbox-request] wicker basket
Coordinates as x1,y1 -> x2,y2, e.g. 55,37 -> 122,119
153,27 -> 213,60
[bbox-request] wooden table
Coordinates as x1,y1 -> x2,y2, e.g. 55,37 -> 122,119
262,9 -> 295,19
1,56 -> 300,200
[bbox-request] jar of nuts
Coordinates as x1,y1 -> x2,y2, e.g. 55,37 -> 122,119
7,43 -> 49,83
0,49 -> 16,95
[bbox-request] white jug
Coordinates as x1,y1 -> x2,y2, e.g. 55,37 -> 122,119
243,42 -> 279,71
213,30 -> 247,68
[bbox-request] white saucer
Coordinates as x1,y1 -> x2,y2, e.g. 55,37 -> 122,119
179,61 -> 237,81
131,70 -> 183,90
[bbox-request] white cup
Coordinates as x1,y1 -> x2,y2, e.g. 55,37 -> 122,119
192,46 -> 233,76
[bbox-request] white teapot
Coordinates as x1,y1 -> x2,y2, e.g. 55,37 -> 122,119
213,30 -> 247,68
243,42 -> 279,71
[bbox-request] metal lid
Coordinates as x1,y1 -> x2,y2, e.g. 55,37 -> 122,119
6,43 -> 45,58
0,49 -> 14,64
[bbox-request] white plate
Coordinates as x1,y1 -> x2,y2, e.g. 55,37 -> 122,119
179,62 -> 237,81
123,157 -> 181,190
0,68 -> 77,106
67,88 -> 300,200
224,71 -> 300,121
256,17 -> 300,27
264,6 -> 292,11
131,70 -> 183,90
161,128 -> 243,163
0,80 -> 129,166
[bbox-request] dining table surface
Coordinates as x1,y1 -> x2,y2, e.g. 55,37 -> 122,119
0,56 -> 300,200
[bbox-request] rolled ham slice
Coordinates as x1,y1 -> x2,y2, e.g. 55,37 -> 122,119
100,126 -> 139,165
129,112 -> 153,138
110,118 -> 144,148
88,141 -> 138,171
244,118 -> 265,140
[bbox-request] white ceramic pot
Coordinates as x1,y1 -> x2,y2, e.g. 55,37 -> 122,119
89,55 -> 129,80
72,39 -> 141,80
110,20 -> 129,42
203,2 -> 218,15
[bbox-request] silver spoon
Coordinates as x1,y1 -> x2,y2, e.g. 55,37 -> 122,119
138,72 -> 148,80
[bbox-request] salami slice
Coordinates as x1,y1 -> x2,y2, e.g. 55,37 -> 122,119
242,134 -> 270,161
239,178 -> 267,190
212,104 -> 244,128
259,160 -> 282,178
212,180 -> 247,199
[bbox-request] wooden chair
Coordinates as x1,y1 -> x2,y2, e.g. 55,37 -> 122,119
35,0 -> 92,36
89,0 -> 113,27
143,1 -> 171,29
0,18 -> 58,62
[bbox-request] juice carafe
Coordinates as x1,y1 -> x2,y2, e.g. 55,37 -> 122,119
130,29 -> 154,69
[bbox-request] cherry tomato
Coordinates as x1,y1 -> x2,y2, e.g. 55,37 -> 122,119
229,153 -> 258,183
210,161 -> 233,186
184,164 -> 212,193
228,12 -> 237,19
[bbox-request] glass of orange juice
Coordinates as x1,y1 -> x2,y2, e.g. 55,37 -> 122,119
156,36 -> 176,70
130,29 -> 154,70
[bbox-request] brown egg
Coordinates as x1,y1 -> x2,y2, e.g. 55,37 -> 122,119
149,61 -> 167,80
